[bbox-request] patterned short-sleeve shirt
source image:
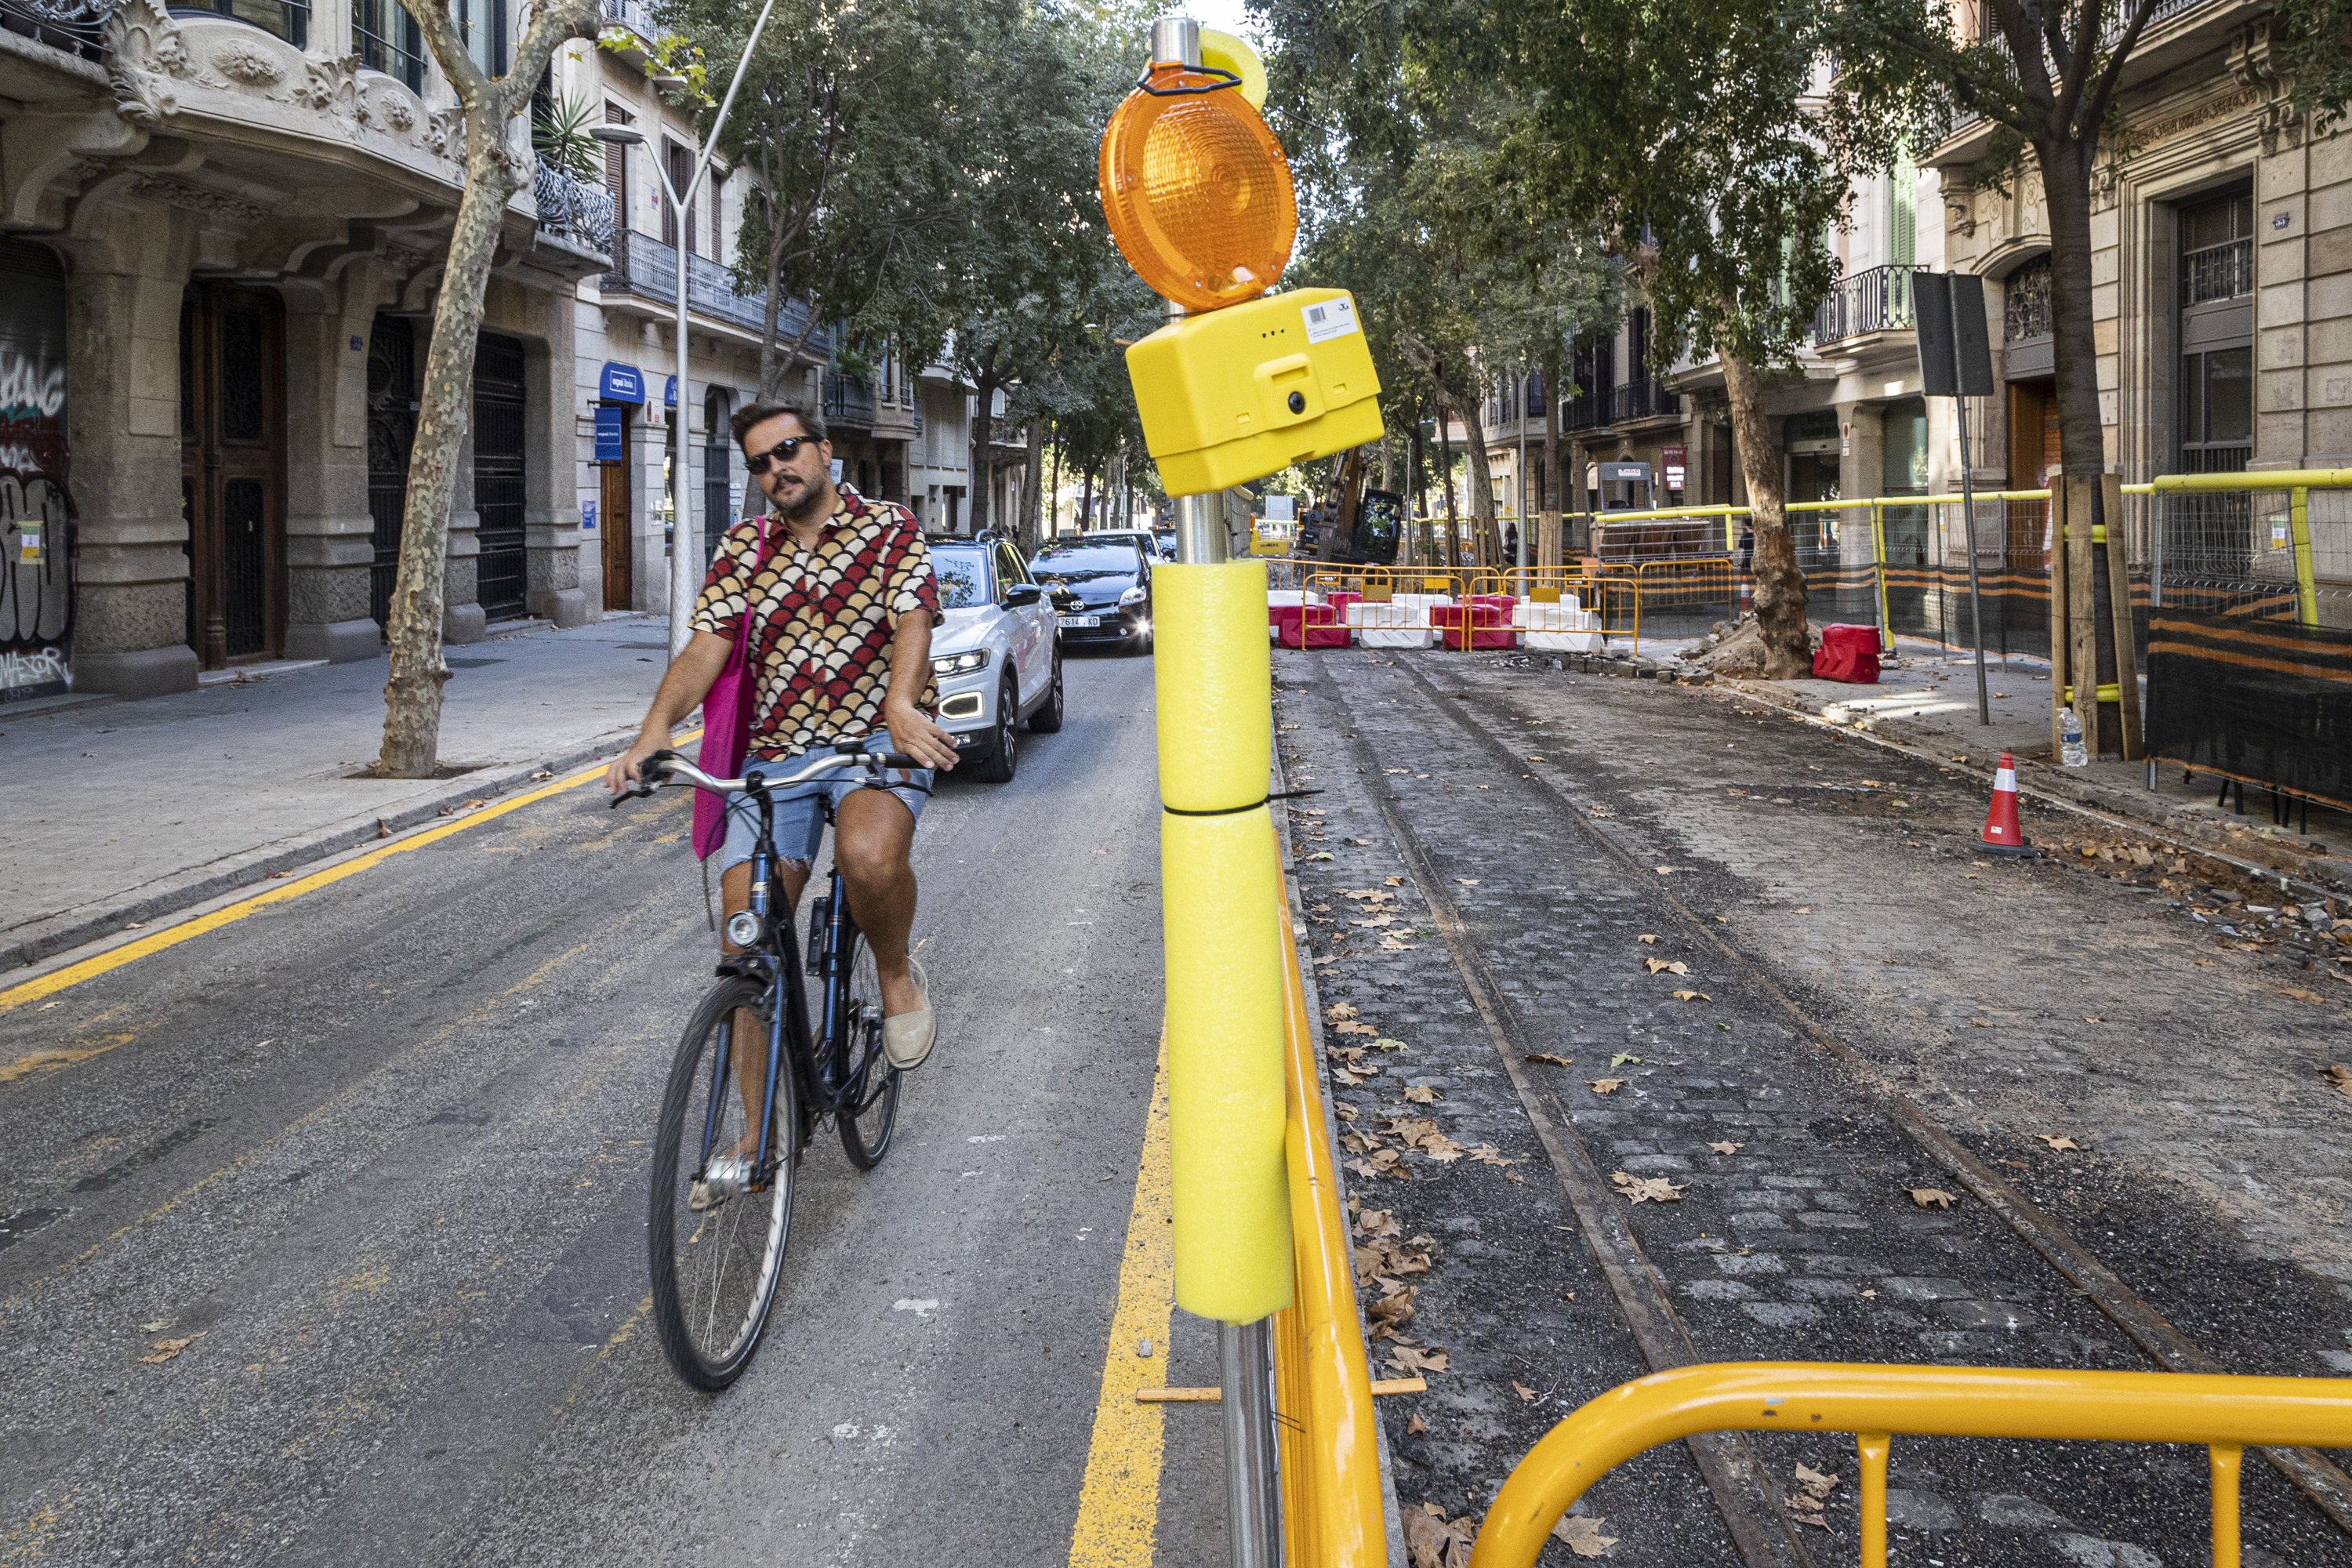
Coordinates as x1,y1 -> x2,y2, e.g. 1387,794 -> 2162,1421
688,485 -> 941,760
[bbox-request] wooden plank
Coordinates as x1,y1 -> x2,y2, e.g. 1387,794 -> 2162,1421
2101,471 -> 2143,760
2066,474 -> 2101,756
2049,479 -> 2072,759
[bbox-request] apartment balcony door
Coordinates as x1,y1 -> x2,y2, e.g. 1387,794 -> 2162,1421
472,333 -> 528,621
180,282 -> 285,668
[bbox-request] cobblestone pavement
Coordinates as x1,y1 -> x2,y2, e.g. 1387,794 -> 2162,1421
1272,646 -> 2352,1568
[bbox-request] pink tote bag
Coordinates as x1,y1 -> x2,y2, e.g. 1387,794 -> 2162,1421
691,521 -> 773,861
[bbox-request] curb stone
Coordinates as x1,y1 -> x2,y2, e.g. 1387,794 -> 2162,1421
2,724 -> 649,972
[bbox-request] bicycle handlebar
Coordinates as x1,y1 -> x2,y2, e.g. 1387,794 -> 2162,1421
609,746 -> 920,806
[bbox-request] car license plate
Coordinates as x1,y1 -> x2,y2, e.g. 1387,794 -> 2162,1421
1058,614 -> 1101,628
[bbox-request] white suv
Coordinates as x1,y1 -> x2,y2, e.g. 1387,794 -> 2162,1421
927,535 -> 1063,782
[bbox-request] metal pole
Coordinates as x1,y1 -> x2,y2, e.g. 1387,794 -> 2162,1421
665,0 -> 786,660
1163,290 -> 1230,565
1956,390 -> 1990,724
1219,1317 -> 1281,1568
1515,364 -> 1529,575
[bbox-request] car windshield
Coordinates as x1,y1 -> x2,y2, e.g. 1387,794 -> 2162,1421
930,545 -> 989,610
1030,542 -> 1142,581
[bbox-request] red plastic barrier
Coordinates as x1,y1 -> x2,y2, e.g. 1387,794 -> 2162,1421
1273,602 -> 1350,649
1812,623 -> 1881,684
1435,601 -> 1514,652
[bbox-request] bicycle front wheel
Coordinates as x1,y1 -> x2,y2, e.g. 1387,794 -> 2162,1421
835,927 -> 902,1171
648,975 -> 796,1391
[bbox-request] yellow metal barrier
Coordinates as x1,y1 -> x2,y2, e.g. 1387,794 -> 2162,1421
1270,886 -> 1388,1566
2151,467 -> 2352,630
1469,1362 -> 2352,1568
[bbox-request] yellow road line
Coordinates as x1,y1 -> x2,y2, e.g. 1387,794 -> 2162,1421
1068,1040 -> 1176,1568
0,737 -> 695,1023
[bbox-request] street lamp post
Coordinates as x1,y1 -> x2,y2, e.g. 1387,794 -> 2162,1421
591,0 -> 784,660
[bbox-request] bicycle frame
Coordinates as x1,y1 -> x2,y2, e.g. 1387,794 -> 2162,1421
695,779 -> 885,1190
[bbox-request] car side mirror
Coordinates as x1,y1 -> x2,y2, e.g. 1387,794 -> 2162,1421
1002,583 -> 1043,607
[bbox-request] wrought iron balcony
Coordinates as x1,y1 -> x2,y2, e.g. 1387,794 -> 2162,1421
2,0 -> 119,58
533,168 -> 614,257
601,0 -> 653,36
2181,238 -> 2252,306
1610,375 -> 1679,423
1563,386 -> 1610,432
1811,263 -> 1918,345
822,370 -> 877,430
604,229 -> 821,347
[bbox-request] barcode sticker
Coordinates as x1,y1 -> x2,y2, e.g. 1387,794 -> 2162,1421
1301,296 -> 1359,344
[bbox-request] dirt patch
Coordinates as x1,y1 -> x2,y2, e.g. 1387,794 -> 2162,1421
1683,615 -> 1822,677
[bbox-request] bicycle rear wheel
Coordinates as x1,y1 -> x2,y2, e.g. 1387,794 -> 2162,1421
835,927 -> 902,1170
648,975 -> 796,1391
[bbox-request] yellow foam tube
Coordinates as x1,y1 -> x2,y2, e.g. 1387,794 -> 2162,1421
1162,805 -> 1294,1322
1153,562 -> 1273,814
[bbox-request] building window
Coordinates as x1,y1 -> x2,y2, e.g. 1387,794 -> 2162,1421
181,0 -> 309,46
2176,184 -> 2253,473
354,0 -> 422,89
2002,257 -> 2053,343
455,0 -> 504,77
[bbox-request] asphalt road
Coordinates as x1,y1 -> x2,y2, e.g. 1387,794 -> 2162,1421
0,650 -> 1219,1567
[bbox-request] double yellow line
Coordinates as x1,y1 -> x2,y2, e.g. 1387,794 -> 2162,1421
0,750 -> 649,1022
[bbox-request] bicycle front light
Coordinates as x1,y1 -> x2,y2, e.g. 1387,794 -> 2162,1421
724,911 -> 764,948
931,648 -> 991,676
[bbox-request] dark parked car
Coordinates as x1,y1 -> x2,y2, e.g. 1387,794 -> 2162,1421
1029,537 -> 1152,654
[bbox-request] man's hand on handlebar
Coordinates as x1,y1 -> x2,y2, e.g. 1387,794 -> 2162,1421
884,698 -> 961,772
604,731 -> 675,798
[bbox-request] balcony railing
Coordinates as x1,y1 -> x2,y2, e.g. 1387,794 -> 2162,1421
534,167 -> 614,256
822,370 -> 877,429
601,0 -> 653,34
1812,263 -> 1918,345
1563,386 -> 1610,432
2181,238 -> 2252,306
0,0 -> 115,58
604,229 -> 821,347
1610,376 -> 1680,423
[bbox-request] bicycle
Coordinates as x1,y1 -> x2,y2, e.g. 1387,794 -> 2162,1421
612,741 -> 916,1390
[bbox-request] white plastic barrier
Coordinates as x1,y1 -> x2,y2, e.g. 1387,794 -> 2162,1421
1350,593 -> 1446,650
1517,596 -> 1606,653
1268,587 -> 1323,641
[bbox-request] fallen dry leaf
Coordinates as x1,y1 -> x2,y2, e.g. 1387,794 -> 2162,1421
1403,1083 -> 1441,1104
1794,1464 -> 1838,1501
1403,1504 -> 1475,1568
1334,1019 -> 1379,1036
1907,1187 -> 1958,1209
1384,875 -> 1404,887
1455,877 -> 1479,886
139,1332 -> 205,1365
1642,957 -> 1690,976
1671,989 -> 1713,1003
1387,1345 -> 1450,1376
1466,1145 -> 1516,1167
1374,1037 -> 1410,1052
1637,934 -> 1659,946
1589,1078 -> 1626,1094
2036,1134 -> 2080,1151
1708,1141 -> 1743,1156
1525,1052 -> 1572,1067
1513,1380 -> 1539,1403
2082,1015 -> 2104,1024
1407,1411 -> 1428,1434
1327,1004 -> 1360,1022
1611,1171 -> 1688,1203
1354,1207 -> 1401,1238
2280,986 -> 2325,1003
1610,1053 -> 1642,1067
1378,935 -> 1417,951
2321,1065 -> 2352,1098
1552,1514 -> 1618,1558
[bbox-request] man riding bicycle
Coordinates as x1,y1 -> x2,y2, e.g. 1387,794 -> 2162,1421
605,400 -> 957,1073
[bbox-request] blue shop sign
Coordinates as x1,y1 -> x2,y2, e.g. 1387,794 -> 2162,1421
593,405 -> 626,463
663,374 -> 679,408
599,361 -> 647,404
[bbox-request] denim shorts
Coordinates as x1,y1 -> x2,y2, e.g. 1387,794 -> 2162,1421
719,747 -> 932,873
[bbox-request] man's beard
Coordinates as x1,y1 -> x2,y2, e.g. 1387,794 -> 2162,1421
770,470 -> 833,524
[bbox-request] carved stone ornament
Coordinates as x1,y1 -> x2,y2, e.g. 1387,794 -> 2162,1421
102,0 -> 188,127
424,105 -> 466,162
291,53 -> 359,120
129,172 -> 270,226
209,36 -> 285,86
380,93 -> 416,132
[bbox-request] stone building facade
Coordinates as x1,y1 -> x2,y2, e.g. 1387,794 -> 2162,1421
0,0 -> 612,704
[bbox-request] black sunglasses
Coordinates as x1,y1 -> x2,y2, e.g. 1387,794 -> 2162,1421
744,434 -> 818,474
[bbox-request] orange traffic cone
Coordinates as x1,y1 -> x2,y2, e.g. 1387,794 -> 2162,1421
1978,752 -> 2041,857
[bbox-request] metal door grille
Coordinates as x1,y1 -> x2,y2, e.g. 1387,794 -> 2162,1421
367,315 -> 416,631
222,477 -> 267,656
472,333 -> 529,620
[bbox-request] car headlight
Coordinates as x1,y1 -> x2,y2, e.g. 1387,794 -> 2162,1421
1119,586 -> 1147,607
931,648 -> 991,676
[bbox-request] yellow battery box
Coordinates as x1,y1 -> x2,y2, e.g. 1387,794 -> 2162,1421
1126,287 -> 1384,497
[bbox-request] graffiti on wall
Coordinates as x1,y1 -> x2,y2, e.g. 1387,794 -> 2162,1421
0,251 -> 71,702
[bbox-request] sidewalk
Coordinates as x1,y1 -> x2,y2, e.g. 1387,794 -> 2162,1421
1,616 -> 677,969
1701,637 -> 2352,898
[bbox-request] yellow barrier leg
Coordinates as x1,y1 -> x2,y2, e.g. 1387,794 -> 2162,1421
1857,1432 -> 1890,1568
1152,561 -> 1294,1324
2289,488 -> 2317,628
2210,1444 -> 2242,1568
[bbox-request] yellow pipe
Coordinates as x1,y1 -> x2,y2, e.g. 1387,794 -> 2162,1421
1270,887 -> 1387,1566
2151,467 -> 2352,492
2063,683 -> 2124,705
1469,1363 -> 2352,1568
1870,503 -> 1892,655
2290,487 -> 2318,628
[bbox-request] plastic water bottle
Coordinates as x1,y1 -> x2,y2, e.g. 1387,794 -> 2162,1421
2059,706 -> 2089,768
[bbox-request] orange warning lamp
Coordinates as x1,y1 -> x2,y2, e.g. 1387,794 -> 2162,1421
1097,56 -> 1297,312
